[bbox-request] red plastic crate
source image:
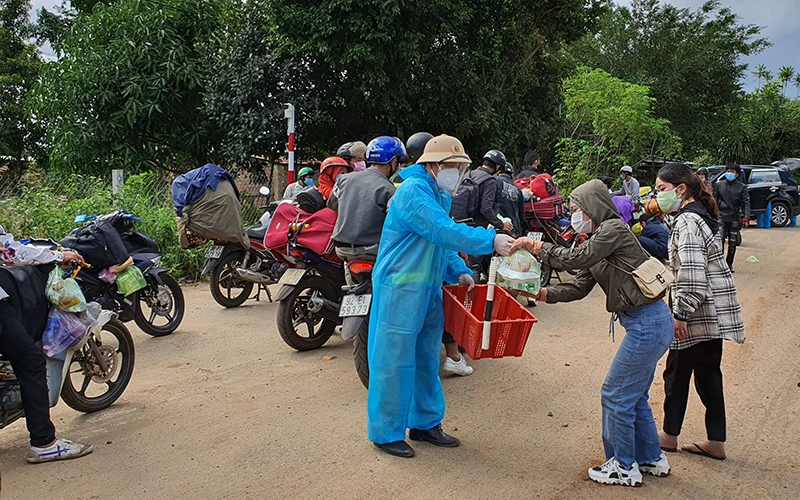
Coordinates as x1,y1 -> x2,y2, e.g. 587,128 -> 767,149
443,285 -> 537,360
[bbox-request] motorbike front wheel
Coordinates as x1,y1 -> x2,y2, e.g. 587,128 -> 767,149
277,275 -> 339,351
210,252 -> 253,308
353,319 -> 369,389
61,319 -> 135,413
133,272 -> 185,336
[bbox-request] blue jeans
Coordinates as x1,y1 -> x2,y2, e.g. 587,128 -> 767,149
601,300 -> 673,469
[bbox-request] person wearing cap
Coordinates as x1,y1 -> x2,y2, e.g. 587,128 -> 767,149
614,166 -> 640,206
367,134 -> 515,458
337,141 -> 368,172
282,167 -> 316,201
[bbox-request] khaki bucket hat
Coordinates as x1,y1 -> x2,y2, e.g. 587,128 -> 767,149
416,134 -> 471,164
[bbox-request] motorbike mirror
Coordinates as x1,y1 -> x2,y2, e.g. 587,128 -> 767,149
259,186 -> 270,196
74,214 -> 87,223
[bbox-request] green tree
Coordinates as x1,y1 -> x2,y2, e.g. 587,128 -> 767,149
33,0 -> 225,173
753,63 -> 768,88
553,67 -> 681,192
0,0 -> 44,171
794,73 -> 800,98
572,0 -> 769,159
778,65 -> 795,97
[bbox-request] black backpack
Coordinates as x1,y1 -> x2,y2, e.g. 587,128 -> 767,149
0,264 -> 52,341
450,172 -> 490,223
60,220 -> 129,269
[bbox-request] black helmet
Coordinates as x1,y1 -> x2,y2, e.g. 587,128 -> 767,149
697,167 -> 709,175
405,132 -> 434,163
483,149 -> 507,168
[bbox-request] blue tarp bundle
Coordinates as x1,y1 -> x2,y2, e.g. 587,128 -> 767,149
172,164 -> 239,216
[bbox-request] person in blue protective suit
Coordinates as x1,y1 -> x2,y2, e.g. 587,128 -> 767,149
367,134 -> 515,458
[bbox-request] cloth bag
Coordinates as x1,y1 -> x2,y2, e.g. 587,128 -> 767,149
604,226 -> 674,299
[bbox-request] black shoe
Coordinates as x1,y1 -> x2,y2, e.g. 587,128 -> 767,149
408,424 -> 460,447
374,440 -> 415,458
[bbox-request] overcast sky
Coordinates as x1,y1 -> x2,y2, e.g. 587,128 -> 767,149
29,0 -> 799,92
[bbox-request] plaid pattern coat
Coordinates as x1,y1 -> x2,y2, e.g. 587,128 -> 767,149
668,211 -> 745,349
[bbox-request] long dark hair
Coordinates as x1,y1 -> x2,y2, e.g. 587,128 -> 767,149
657,163 -> 720,220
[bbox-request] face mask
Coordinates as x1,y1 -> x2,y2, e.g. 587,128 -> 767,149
354,161 -> 366,172
656,187 -> 682,213
436,167 -> 461,194
724,172 -> 737,182
571,211 -> 593,234
336,173 -> 343,181
304,178 -> 314,186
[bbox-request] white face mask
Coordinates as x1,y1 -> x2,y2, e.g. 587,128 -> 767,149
571,211 -> 593,234
436,166 -> 461,194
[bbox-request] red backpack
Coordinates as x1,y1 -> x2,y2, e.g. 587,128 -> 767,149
529,173 -> 557,200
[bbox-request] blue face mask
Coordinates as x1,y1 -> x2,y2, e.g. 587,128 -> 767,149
304,178 -> 313,186
724,172 -> 737,182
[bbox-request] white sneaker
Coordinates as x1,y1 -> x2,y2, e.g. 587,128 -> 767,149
640,451 -> 671,477
443,356 -> 473,376
588,457 -> 643,486
28,439 -> 94,464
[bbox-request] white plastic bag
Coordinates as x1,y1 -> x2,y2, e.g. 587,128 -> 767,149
497,249 -> 541,295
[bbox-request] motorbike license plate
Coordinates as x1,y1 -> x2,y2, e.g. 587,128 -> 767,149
527,231 -> 544,242
278,268 -> 306,286
206,245 -> 224,259
339,294 -> 372,317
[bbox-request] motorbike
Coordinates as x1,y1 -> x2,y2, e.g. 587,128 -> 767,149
205,187 -> 289,308
342,259 -> 374,388
1,304 -> 135,427
65,211 -> 185,337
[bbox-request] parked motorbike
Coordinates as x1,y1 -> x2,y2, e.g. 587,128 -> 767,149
65,211 -> 184,337
342,260 -> 374,388
0,307 -> 135,426
205,187 -> 289,308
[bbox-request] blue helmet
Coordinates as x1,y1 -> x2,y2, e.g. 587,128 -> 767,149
366,136 -> 407,165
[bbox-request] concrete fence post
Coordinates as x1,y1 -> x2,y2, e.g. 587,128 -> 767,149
112,169 -> 124,195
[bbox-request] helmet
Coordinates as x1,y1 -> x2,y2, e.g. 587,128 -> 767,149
417,135 -> 471,164
620,165 -> 633,174
366,136 -> 407,165
501,161 -> 513,174
298,167 -> 315,178
483,149 -> 507,167
320,156 -> 350,174
336,141 -> 367,160
405,132 -> 434,162
696,167 -> 709,176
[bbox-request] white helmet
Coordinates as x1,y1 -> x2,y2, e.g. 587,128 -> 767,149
620,165 -> 633,174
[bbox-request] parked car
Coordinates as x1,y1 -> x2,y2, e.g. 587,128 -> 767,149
711,165 -> 800,227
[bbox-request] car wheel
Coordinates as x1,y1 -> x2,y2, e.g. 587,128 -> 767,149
771,201 -> 790,227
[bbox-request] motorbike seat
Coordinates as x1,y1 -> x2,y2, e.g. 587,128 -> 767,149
247,225 -> 268,242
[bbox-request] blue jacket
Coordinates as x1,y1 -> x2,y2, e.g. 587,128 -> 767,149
639,218 -> 670,260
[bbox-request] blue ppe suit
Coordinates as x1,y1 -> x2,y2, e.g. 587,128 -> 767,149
367,164 -> 497,444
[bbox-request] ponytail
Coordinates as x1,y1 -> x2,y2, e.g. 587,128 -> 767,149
657,163 -> 719,219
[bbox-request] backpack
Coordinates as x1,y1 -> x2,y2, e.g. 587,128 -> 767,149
449,176 -> 482,222
0,264 -> 52,340
530,173 -> 557,200
60,220 -> 129,269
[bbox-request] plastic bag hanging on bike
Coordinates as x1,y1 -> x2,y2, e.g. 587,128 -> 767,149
116,265 -> 147,296
42,308 -> 88,359
46,267 -> 87,313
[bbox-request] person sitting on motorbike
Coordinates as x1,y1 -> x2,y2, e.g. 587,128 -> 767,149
283,167 -> 316,201
697,167 -> 714,195
336,141 -> 368,173
0,229 -> 94,463
317,156 -> 353,200
367,134 -> 514,458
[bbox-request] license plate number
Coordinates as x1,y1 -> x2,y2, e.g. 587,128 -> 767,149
206,245 -> 224,259
527,231 -> 544,242
339,294 -> 372,317
278,268 -> 306,286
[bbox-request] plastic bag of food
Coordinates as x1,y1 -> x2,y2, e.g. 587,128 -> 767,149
42,308 -> 87,359
45,267 -> 87,313
116,265 -> 147,296
496,249 -> 541,295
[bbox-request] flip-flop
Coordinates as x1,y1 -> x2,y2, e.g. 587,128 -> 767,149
660,445 -> 678,453
681,443 -> 726,461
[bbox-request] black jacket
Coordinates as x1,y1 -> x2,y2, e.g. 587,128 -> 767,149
514,166 -> 539,180
468,167 -> 503,230
713,179 -> 750,221
493,176 -> 527,236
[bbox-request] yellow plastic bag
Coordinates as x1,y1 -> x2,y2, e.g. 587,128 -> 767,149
116,265 -> 147,296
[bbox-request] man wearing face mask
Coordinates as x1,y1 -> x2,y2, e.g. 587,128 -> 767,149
337,141 -> 368,173
282,167 -> 316,201
614,166 -> 640,206
329,136 -> 403,269
713,164 -> 750,271
367,134 -> 514,458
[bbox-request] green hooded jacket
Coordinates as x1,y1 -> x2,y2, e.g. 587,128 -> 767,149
541,179 -> 664,312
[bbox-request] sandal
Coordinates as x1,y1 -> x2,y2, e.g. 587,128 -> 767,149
681,443 -> 726,461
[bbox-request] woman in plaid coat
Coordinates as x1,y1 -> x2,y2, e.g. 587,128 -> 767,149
654,163 -> 746,461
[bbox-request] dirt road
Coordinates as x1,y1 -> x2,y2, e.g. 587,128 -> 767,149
2,227 -> 799,500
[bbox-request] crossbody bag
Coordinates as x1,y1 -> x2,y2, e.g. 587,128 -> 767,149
603,226 -> 674,299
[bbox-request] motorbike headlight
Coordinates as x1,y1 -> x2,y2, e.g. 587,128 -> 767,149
151,256 -> 162,266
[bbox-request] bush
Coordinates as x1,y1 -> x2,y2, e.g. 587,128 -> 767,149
0,170 -> 206,279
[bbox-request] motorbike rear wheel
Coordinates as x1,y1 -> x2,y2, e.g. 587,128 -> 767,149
61,319 -> 135,413
210,252 -> 253,308
133,272 -> 184,336
353,319 -> 369,389
278,275 -> 339,351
